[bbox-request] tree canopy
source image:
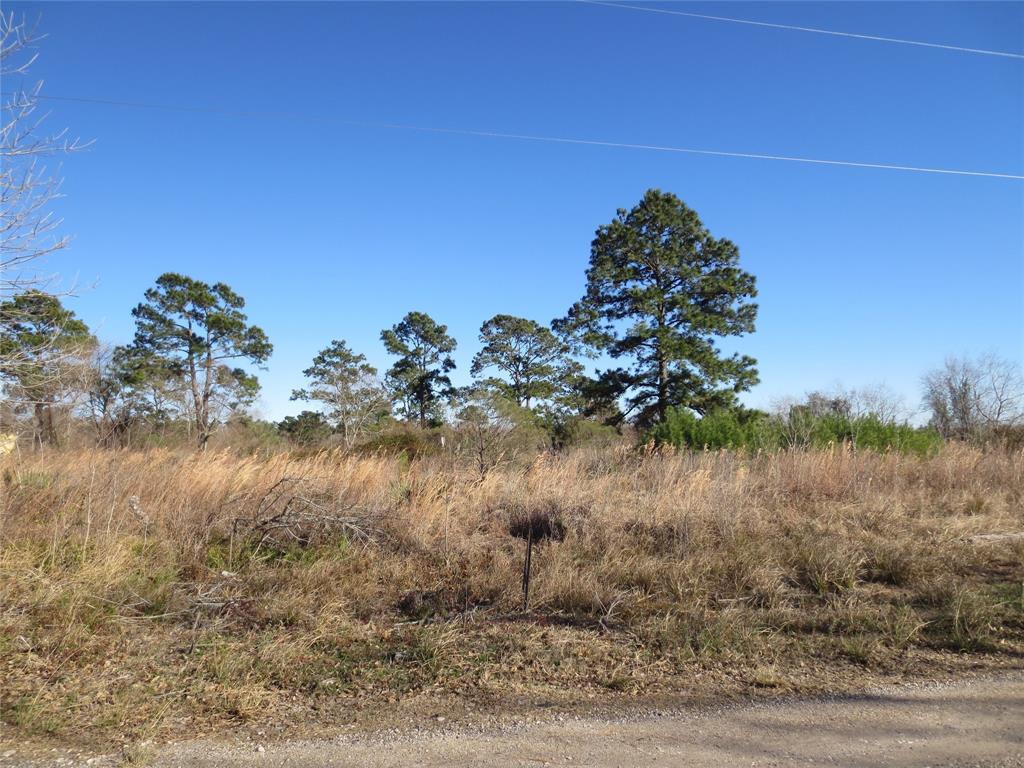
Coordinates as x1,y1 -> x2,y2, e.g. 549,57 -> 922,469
555,189 -> 758,426
278,410 -> 333,445
292,339 -> 389,447
381,311 -> 456,427
0,291 -> 95,446
470,314 -> 573,409
129,273 -> 272,448
923,355 -> 1023,439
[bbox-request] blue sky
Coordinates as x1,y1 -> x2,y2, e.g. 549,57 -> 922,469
8,1 -> 1024,421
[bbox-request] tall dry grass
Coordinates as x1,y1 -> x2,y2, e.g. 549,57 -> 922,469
1,444 -> 1022,744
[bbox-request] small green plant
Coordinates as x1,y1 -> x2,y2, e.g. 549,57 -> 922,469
923,581 -> 1000,651
16,470 -> 53,488
120,740 -> 156,765
881,605 -> 927,650
840,633 -> 879,665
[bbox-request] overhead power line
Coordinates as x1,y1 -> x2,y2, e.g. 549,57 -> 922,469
580,1 -> 1024,60
24,93 -> 1024,181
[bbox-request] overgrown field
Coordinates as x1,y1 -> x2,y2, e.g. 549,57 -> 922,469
2,445 -> 1023,749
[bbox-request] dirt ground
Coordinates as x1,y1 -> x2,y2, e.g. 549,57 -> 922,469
6,672 -> 1011,768
164,676 -> 1024,767
145,673 -> 1021,767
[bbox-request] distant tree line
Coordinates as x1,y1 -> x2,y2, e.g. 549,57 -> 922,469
2,16 -> 1022,459
2,190 -> 1022,456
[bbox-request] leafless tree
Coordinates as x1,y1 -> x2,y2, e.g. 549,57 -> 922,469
1,14 -> 85,292
1,13 -> 88,424
4,335 -> 95,449
845,383 -> 909,424
772,383 -> 910,449
456,388 -> 547,478
770,395 -> 816,448
334,372 -> 390,449
803,391 -> 852,419
923,354 -> 1024,439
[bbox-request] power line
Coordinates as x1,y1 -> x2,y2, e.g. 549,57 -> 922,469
25,93 -> 1024,181
580,1 -> 1024,60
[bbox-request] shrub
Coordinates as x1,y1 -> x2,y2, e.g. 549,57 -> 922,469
277,411 -> 333,445
210,416 -> 287,455
987,424 -> 1024,452
649,407 -> 942,456
809,414 -> 942,456
354,424 -> 443,458
548,416 -> 622,450
648,407 -> 780,451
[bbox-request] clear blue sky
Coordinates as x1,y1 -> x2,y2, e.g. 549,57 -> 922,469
9,1 -> 1024,421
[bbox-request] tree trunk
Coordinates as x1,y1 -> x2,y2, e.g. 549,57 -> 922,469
655,268 -> 670,424
46,404 -> 58,447
657,352 -> 669,423
187,353 -> 204,449
33,402 -> 46,450
196,350 -> 215,451
30,402 -> 60,448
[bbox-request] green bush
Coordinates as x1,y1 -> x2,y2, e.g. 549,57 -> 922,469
648,407 -> 778,451
808,414 -> 941,456
277,411 -> 333,445
649,407 -> 942,456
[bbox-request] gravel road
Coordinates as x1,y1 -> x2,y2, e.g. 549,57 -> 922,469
152,673 -> 1024,768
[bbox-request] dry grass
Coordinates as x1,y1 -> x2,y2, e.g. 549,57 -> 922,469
1,444 -> 1022,748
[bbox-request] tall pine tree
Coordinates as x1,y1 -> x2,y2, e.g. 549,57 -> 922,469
130,273 -> 272,449
381,311 -> 456,426
555,190 -> 758,426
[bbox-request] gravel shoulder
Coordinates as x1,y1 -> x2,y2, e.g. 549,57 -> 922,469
150,673 -> 1024,768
